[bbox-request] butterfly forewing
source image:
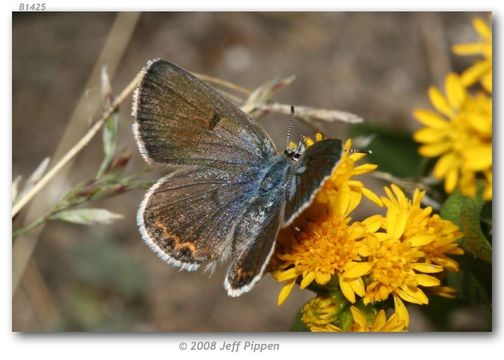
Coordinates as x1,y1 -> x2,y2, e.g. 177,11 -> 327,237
133,59 -> 276,171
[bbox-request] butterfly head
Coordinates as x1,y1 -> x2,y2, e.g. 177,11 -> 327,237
284,136 -> 306,162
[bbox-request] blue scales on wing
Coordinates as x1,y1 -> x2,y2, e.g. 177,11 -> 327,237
138,166 -> 259,272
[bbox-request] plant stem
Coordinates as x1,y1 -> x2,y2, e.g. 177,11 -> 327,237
12,214 -> 50,239
192,72 -> 252,95
12,70 -> 144,218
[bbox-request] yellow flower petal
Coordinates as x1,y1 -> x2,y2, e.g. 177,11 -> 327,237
445,73 -> 466,110
481,70 -> 492,92
465,111 -> 492,136
413,109 -> 448,129
361,187 -> 383,207
419,142 -> 451,157
397,286 -> 429,305
352,163 -> 378,175
391,184 -> 408,206
373,310 -> 387,330
362,214 -> 383,233
347,191 -> 363,215
304,137 -> 315,147
433,152 -> 458,178
350,277 -> 366,297
277,279 -> 296,306
350,306 -> 368,328
452,42 -> 486,55
474,17 -> 491,40
444,167 -> 459,193
408,234 -> 435,247
394,296 -> 410,328
273,267 -> 298,281
315,132 -> 325,142
344,262 -> 372,278
460,60 -> 492,88
349,152 -> 366,162
412,263 -> 444,273
315,271 -> 331,285
300,271 -> 316,289
339,276 -> 356,303
416,274 -> 441,287
391,211 -> 408,239
430,286 -> 457,299
341,184 -> 353,215
463,145 -> 492,171
428,86 -> 454,118
414,128 -> 449,143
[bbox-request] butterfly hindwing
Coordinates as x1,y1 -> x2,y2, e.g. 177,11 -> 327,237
133,59 -> 276,171
138,166 -> 258,271
224,192 -> 283,296
283,139 -> 343,225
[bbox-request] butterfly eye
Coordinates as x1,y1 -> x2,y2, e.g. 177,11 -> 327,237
284,149 -> 302,161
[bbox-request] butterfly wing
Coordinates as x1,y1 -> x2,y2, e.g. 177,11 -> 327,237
224,188 -> 284,297
133,59 -> 275,271
138,166 -> 258,271
132,59 -> 276,171
283,139 -> 343,225
223,140 -> 343,296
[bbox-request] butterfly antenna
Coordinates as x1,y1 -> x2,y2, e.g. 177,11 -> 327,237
286,105 -> 295,148
350,148 -> 373,155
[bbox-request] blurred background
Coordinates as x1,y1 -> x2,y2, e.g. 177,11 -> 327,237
12,12 -> 491,331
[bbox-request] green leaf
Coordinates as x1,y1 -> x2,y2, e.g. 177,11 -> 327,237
439,188 -> 463,226
440,181 -> 492,263
350,123 -> 423,178
50,208 -> 123,225
445,257 -> 491,305
97,113 -> 119,177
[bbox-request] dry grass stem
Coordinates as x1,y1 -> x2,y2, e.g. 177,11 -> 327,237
11,70 -> 144,218
193,72 -> 252,95
261,102 -> 364,124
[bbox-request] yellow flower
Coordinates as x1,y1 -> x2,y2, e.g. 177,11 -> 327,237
419,214 -> 464,272
301,295 -> 342,332
347,306 -> 406,332
272,139 -> 381,305
362,185 -> 462,312
413,73 -> 492,199
272,201 -> 371,305
318,139 -> 383,214
302,297 -> 407,332
392,187 -> 464,272
453,17 -> 492,92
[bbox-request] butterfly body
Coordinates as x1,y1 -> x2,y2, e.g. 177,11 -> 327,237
133,59 -> 342,296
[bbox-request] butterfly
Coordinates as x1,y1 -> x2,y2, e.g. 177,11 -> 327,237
132,59 -> 342,297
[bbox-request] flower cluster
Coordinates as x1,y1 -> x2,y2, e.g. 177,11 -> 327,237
271,139 -> 463,332
453,17 -> 492,93
413,17 -> 492,200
